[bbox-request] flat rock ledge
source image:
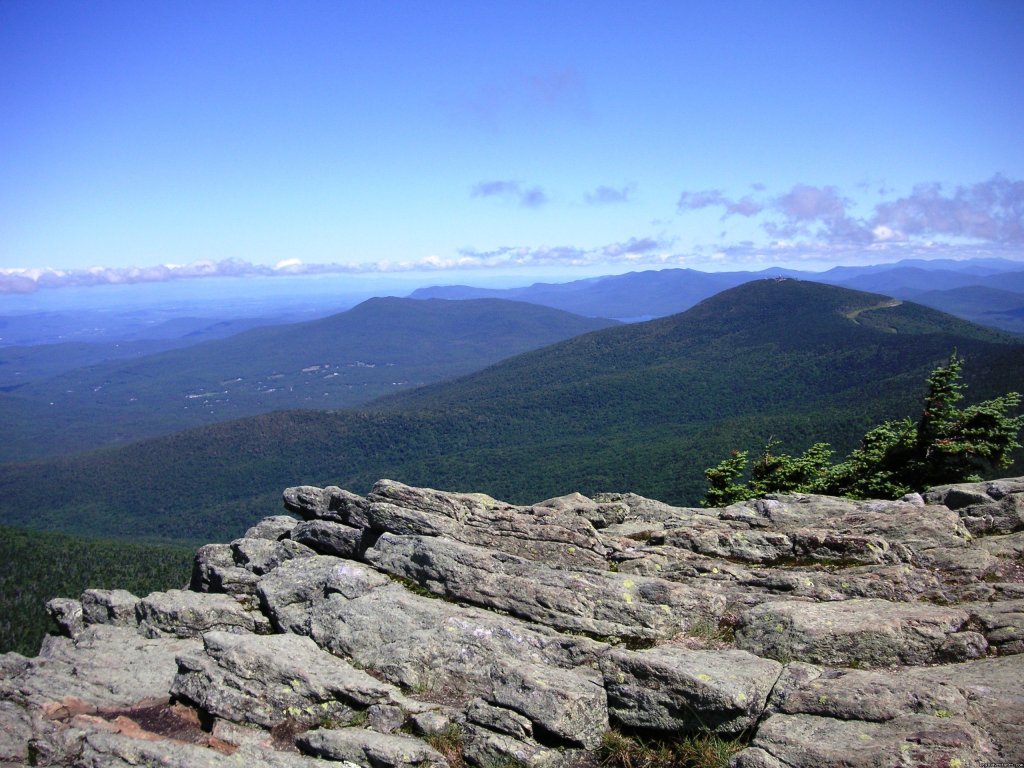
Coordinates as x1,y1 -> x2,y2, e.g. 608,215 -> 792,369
3,477 -> 1024,768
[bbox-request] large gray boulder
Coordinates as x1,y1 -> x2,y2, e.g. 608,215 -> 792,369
46,597 -> 84,639
244,514 -> 300,541
190,542 -> 261,595
925,477 -> 1024,535
601,646 -> 782,735
290,519 -> 367,559
283,484 -> 371,527
80,589 -> 140,628
230,536 -> 314,576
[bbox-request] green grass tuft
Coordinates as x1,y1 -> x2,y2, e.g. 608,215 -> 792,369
599,728 -> 745,768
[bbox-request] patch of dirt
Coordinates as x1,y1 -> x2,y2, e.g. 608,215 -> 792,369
98,701 -> 229,750
270,718 -> 311,750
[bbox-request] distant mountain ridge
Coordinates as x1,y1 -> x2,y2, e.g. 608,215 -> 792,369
410,257 -> 1024,331
0,298 -> 616,463
2,279 -> 1020,544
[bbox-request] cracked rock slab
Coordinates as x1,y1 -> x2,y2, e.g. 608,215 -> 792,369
71,726 -> 344,767
485,661 -> 607,748
365,479 -> 610,569
297,727 -> 449,768
298,583 -> 610,748
735,597 -> 972,667
12,625 -> 200,710
460,720 -> 576,768
963,598 -> 1024,655
600,646 -> 782,735
137,589 -> 269,638
759,654 -> 1024,764
365,533 -> 725,641
771,666 -> 970,722
257,555 -> 392,635
171,630 -> 402,729
736,712 -> 987,768
80,589 -> 140,628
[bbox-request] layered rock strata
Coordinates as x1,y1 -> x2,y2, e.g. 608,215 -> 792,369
2,477 -> 1023,767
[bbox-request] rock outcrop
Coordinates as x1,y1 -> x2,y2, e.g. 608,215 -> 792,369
3,477 -> 1024,767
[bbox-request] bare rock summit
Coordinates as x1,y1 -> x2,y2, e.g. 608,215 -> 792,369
3,476 -> 1024,767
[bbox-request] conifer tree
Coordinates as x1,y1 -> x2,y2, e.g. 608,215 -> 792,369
702,353 -> 1023,505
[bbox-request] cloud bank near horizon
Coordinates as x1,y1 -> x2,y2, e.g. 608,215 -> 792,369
4,177 -> 1022,295
0,236 -> 673,294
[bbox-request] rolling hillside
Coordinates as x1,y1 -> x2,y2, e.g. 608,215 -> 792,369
1,280 -> 1021,544
0,298 -> 616,462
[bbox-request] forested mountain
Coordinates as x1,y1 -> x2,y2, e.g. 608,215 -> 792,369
411,258 -> 1024,332
0,298 -> 616,462
0,526 -> 192,655
2,279 -> 1020,545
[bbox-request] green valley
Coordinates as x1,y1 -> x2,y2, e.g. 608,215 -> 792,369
0,298 -> 616,462
2,280 -> 1021,546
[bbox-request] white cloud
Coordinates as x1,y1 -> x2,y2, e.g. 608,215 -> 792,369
677,175 -> 1024,248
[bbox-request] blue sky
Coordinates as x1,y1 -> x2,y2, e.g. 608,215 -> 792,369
2,0 -> 1023,293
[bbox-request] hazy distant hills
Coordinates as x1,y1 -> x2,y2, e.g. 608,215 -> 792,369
410,258 -> 1024,331
3,279 -> 1020,544
409,269 -> 757,320
907,285 -> 1024,334
0,298 -> 616,462
408,269 -> 753,321
0,311 -> 292,350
